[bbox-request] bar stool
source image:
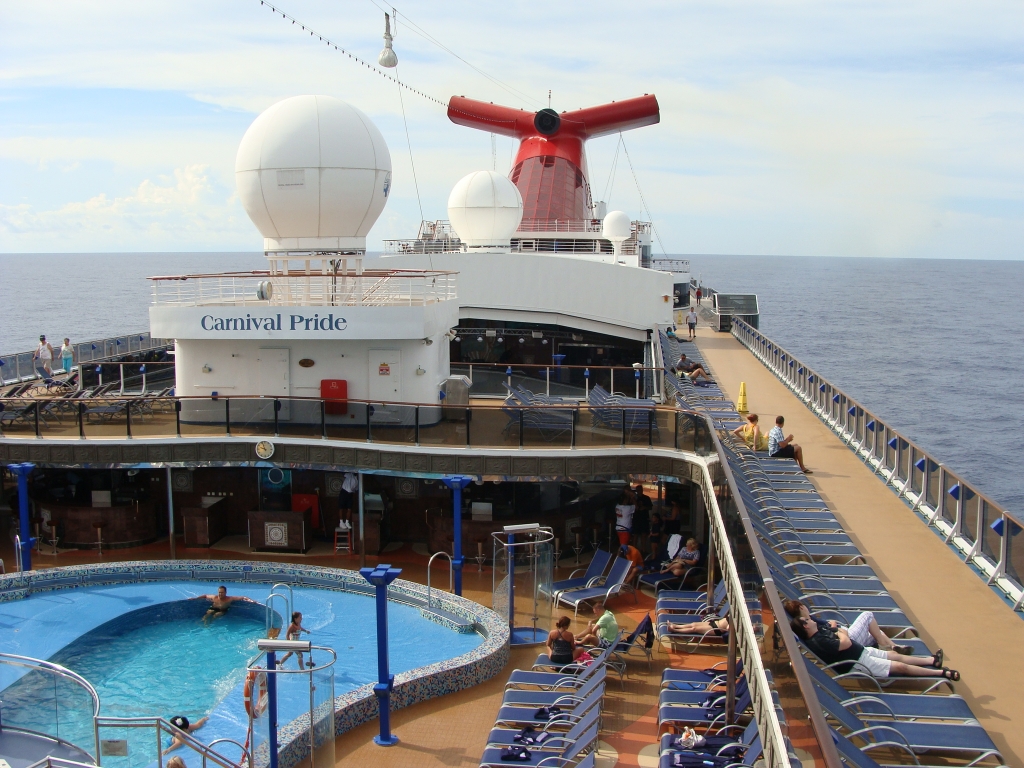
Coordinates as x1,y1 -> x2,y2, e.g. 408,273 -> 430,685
45,519 -> 60,556
93,521 -> 106,557
32,517 -> 43,553
334,523 -> 352,554
570,526 -> 585,565
473,538 -> 487,571
588,523 -> 602,552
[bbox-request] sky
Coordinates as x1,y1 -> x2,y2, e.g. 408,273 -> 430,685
1,1 -> 1022,258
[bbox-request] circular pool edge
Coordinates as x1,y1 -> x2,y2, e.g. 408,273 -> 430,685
0,560 -> 511,768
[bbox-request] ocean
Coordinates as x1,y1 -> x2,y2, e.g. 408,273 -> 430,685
1,252 -> 1021,511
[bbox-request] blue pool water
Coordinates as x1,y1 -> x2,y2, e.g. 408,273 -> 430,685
0,581 -> 484,764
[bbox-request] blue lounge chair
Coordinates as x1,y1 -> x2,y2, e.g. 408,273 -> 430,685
501,668 -> 605,708
493,679 -> 604,728
479,720 -> 598,767
819,682 -> 1004,764
661,660 -> 741,691
609,613 -> 655,671
556,557 -> 636,619
803,657 -> 976,722
486,701 -> 600,747
659,687 -> 752,734
508,643 -> 617,690
543,549 -> 612,603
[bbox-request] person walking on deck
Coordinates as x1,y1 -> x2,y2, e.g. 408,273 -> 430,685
60,338 -> 74,375
34,335 -> 54,377
686,307 -> 698,340
768,415 -> 811,473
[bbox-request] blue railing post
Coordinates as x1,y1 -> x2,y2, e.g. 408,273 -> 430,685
10,463 -> 37,571
441,476 -> 473,596
266,650 -> 279,768
360,564 -> 402,746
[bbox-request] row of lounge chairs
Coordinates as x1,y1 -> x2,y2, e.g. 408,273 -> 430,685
653,327 -> 1007,766
500,383 -> 659,442
479,638 -> 619,766
722,441 -> 1007,765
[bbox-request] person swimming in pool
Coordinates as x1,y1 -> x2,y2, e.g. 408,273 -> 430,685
195,585 -> 254,624
163,715 -> 208,754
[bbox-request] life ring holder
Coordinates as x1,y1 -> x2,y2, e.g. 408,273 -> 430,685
243,669 -> 268,718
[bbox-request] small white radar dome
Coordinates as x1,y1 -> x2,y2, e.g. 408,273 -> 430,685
447,171 -> 524,249
602,210 -> 632,241
235,95 -> 392,252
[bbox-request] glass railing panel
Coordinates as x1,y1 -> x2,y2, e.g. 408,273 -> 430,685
925,462 -> 940,509
324,402 -> 371,442
414,405 -> 460,446
80,398 -> 129,439
227,397 -> 276,437
573,408 -> 623,448
1005,517 -> 1024,587
651,410 -> 675,449
0,400 -> 41,437
466,405 -> 520,448
368,403 -> 416,445
675,412 -> 697,452
127,397 -> 177,437
939,470 -> 958,526
961,491 -> 980,544
276,398 -> 322,439
178,398 -> 229,437
521,407 -> 574,449
981,501 -> 1001,562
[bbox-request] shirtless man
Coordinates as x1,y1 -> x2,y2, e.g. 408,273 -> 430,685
196,585 -> 254,624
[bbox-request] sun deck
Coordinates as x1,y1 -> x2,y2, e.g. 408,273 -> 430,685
693,326 -> 1024,765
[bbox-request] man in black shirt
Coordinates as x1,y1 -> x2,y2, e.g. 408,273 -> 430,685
791,615 -> 957,680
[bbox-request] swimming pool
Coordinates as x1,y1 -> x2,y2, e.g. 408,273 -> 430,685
0,563 -> 508,768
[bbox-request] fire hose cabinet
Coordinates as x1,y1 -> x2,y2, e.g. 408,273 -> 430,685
321,379 -> 348,415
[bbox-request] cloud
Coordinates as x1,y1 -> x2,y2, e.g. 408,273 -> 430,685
0,1 -> 1023,257
0,165 -> 257,249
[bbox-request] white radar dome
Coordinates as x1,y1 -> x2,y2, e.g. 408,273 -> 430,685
447,171 -> 524,249
236,95 -> 392,252
602,210 -> 632,241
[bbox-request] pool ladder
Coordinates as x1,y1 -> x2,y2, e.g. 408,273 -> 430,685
266,583 -> 294,638
425,551 -> 453,609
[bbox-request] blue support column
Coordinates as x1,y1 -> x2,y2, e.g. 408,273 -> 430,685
265,650 -> 279,768
10,463 -> 37,571
360,564 -> 402,746
441,476 -> 473,596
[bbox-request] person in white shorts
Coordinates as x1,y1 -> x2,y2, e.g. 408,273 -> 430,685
791,614 -> 958,681
785,599 -> 909,653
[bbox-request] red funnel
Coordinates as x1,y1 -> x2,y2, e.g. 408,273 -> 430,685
448,95 -> 659,223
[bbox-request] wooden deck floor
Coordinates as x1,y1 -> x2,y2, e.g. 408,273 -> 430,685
693,326 -> 1024,765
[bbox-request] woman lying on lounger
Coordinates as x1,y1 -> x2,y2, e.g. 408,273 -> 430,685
790,615 -> 959,680
666,616 -> 730,637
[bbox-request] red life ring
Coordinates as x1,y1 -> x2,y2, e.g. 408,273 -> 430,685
243,670 -> 268,718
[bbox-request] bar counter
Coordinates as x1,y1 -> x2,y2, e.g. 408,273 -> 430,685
39,500 -> 159,549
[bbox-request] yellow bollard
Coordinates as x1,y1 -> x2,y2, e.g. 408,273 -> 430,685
737,381 -> 748,414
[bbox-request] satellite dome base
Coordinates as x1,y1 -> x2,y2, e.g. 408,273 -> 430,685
264,236 -> 367,253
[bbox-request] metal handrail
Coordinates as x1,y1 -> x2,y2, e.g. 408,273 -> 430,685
94,716 -> 241,768
0,652 -> 102,762
0,332 -> 171,385
704,429 -> 843,768
731,317 -> 1024,610
426,551 -> 454,608
694,460 -> 796,768
14,534 -> 23,572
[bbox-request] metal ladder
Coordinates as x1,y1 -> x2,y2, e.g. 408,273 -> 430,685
425,551 -> 453,609
265,583 -> 294,638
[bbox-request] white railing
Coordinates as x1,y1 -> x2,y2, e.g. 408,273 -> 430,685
149,270 -> 457,308
732,317 -> 1024,612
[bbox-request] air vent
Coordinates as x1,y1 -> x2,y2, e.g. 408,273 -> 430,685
276,169 -> 305,188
